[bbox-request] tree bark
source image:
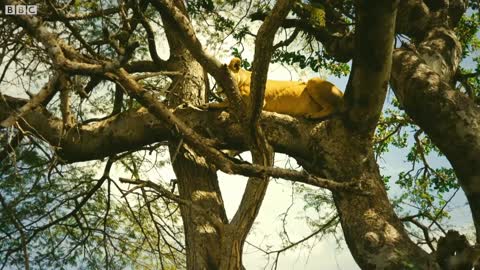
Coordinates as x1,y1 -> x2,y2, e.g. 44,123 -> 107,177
156,0 -> 236,267
390,1 -> 480,243
305,120 -> 438,269
325,1 -> 440,268
392,44 -> 480,242
167,57 -> 231,270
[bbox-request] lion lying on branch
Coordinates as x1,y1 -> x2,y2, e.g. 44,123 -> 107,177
206,57 -> 344,119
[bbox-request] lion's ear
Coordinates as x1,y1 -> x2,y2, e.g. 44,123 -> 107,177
228,57 -> 241,72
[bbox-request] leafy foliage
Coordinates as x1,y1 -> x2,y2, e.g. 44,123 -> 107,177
271,50 -> 349,77
0,137 -> 182,269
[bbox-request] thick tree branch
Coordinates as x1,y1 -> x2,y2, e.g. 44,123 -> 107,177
1,0 -> 362,195
0,93 -> 364,193
0,97 -> 304,159
391,47 -> 480,242
344,0 -> 398,133
0,95 -> 173,161
416,27 -> 462,84
113,69 -> 367,194
389,0 -> 480,244
396,0 -> 467,40
149,0 -> 298,256
230,0 -> 295,240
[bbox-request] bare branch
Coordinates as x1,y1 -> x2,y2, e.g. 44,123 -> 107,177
4,1 -> 116,74
133,1 -> 164,65
43,7 -> 120,21
400,215 -> 435,252
273,28 -> 300,50
119,177 -> 225,232
1,73 -> 64,128
231,0 -> 295,239
131,71 -> 183,80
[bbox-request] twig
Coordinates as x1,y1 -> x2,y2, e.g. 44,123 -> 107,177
400,215 -> 435,252
131,71 -> 183,80
1,74 -> 64,128
119,177 -> 225,232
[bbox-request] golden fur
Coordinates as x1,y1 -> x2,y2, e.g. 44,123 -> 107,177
208,57 -> 344,119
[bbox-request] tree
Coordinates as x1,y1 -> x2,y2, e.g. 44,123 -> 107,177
0,0 -> 479,269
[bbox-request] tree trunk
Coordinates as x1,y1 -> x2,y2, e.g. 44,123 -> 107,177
159,0 -> 233,263
165,53 -> 238,269
170,146 -> 229,269
391,25 -> 480,243
307,122 -> 439,269
320,1 -> 440,268
166,56 -> 240,269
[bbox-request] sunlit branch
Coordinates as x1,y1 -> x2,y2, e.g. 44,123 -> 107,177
0,73 -> 64,128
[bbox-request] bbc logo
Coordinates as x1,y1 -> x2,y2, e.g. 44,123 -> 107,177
4,5 -> 37,15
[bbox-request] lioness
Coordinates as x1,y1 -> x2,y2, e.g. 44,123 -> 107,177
207,57 -> 344,119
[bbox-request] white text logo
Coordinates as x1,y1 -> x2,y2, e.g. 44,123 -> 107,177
5,5 -> 37,15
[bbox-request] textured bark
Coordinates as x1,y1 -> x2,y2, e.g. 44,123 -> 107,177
0,97 -> 357,191
149,1 -> 233,270
228,2 -> 295,262
392,45 -> 480,243
0,98 -> 311,161
171,145 -> 229,269
167,59 -> 227,270
320,124 -> 438,269
158,1 -> 234,267
390,1 -> 480,245
344,0 -> 397,133
152,1 -> 294,268
327,1 -> 440,268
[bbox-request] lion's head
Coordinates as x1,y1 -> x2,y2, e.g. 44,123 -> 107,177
227,57 -> 251,89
